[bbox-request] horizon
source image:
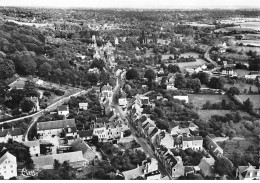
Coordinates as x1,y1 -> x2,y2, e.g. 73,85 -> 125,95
1,0 -> 260,10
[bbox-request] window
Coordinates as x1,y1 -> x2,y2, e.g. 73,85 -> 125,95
4,171 -> 6,174
11,170 -> 13,173
3,166 -> 6,169
10,165 -> 13,168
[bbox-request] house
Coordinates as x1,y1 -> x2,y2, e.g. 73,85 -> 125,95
0,151 -> 17,179
122,165 -> 144,180
173,96 -> 189,103
182,136 -> 203,151
79,103 -> 88,110
157,131 -> 175,150
32,151 -> 87,169
218,42 -> 227,53
92,86 -> 101,93
23,140 -> 40,157
167,84 -> 178,91
155,146 -> 184,178
105,122 -> 122,140
143,158 -> 161,180
236,164 -> 260,180
37,119 -> 77,139
71,138 -> 96,164
204,136 -> 223,157
91,122 -> 106,141
57,105 -> 69,118
221,67 -> 234,76
77,130 -> 93,141
101,83 -> 113,98
184,166 -> 195,176
198,157 -> 215,177
171,125 -> 191,136
0,127 -> 23,143
135,94 -> 150,106
118,98 -> 128,107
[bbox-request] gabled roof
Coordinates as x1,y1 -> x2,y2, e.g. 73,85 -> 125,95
0,151 -> 16,165
57,105 -> 68,111
122,166 -> 144,180
71,138 -> 96,162
78,130 -> 93,138
37,119 -> 76,131
0,128 -> 23,137
101,84 -> 112,91
164,153 -> 178,168
32,151 -> 86,167
183,136 -> 203,141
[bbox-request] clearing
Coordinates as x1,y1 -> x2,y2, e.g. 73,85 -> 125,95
237,95 -> 260,109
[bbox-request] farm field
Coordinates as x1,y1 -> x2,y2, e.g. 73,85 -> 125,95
198,110 -> 249,121
234,69 -> 250,77
229,46 -> 260,55
237,40 -> 260,47
238,95 -> 260,109
188,94 -> 231,109
224,83 -> 258,93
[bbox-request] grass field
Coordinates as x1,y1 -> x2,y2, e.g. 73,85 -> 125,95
230,46 -> 260,55
198,110 -> 249,121
224,83 -> 258,93
238,95 -> 260,109
188,94 -> 231,109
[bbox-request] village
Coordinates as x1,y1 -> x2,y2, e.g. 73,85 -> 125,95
0,5 -> 260,180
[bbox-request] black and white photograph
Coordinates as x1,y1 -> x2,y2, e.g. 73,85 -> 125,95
0,0 -> 259,180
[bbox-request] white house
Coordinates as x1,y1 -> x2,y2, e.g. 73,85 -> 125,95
0,151 -> 17,179
173,96 -> 189,103
143,158 -> 161,180
37,119 -> 77,139
0,127 -> 23,143
118,98 -> 127,107
91,122 -> 106,141
167,84 -> 178,91
236,164 -> 260,180
135,94 -> 149,106
57,105 -> 69,118
79,103 -> 88,110
182,136 -> 203,151
100,83 -> 113,103
23,140 -> 40,157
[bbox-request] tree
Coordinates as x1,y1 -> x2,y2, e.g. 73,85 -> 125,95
39,62 -> 52,78
168,64 -> 180,73
0,80 -> 10,100
228,86 -> 240,96
24,80 -> 39,97
54,159 -> 61,170
243,98 -> 254,112
87,73 -> 99,85
203,101 -> 212,109
228,129 -> 236,139
12,52 -> 37,75
90,59 -> 105,71
194,72 -> 210,85
174,73 -> 186,89
126,68 -> 139,80
144,69 -> 156,82
190,78 -> 201,93
208,77 -> 225,89
0,58 -> 15,79
20,99 -> 35,113
5,88 -> 25,109
214,157 -> 234,176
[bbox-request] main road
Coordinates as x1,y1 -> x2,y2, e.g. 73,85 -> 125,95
204,46 -> 218,67
111,74 -> 172,179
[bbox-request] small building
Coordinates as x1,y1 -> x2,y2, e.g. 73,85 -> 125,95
37,119 -> 77,139
32,151 -> 87,169
77,130 -> 93,141
0,151 -> 17,179
135,94 -> 150,106
92,86 -> 101,93
204,136 -> 223,158
71,138 -> 96,164
79,103 -> 88,110
91,122 -> 106,141
0,127 -> 23,143
182,136 -> 203,151
236,164 -> 260,180
122,165 -> 144,180
118,98 -> 128,107
143,158 -> 161,180
23,140 -> 40,157
57,105 -> 69,118
173,96 -> 189,103
166,84 -> 178,91
198,157 -> 215,177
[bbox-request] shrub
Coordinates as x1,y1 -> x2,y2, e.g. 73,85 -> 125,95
54,89 -> 65,96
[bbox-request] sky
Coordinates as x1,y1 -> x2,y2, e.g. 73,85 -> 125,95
0,0 -> 260,9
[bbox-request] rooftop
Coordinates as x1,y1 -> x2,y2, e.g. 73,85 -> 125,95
37,119 -> 76,131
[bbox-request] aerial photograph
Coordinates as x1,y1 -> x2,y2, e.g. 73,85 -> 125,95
0,0 -> 259,180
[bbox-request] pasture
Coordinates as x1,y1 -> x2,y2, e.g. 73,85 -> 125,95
188,94 -> 231,109
198,110 -> 249,121
238,95 -> 260,109
230,46 -> 260,55
224,83 -> 258,93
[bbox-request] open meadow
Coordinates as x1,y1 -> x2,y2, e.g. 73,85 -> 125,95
238,95 -> 260,109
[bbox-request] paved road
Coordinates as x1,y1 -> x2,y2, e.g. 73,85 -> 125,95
111,74 -> 172,179
24,89 -> 88,141
204,46 -> 218,67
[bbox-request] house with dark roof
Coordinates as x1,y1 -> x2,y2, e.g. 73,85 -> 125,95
236,164 -> 260,180
71,138 -> 96,164
204,136 -> 223,158
77,130 -> 93,141
23,140 -> 40,157
57,105 -> 69,118
0,127 -> 23,143
37,119 -> 77,140
135,94 -> 150,107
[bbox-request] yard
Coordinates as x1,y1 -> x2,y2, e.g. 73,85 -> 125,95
198,110 -> 249,121
188,94 -> 231,109
237,95 -> 260,109
224,83 -> 258,93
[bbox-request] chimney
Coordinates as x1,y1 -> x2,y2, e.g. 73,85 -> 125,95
12,126 -> 14,131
